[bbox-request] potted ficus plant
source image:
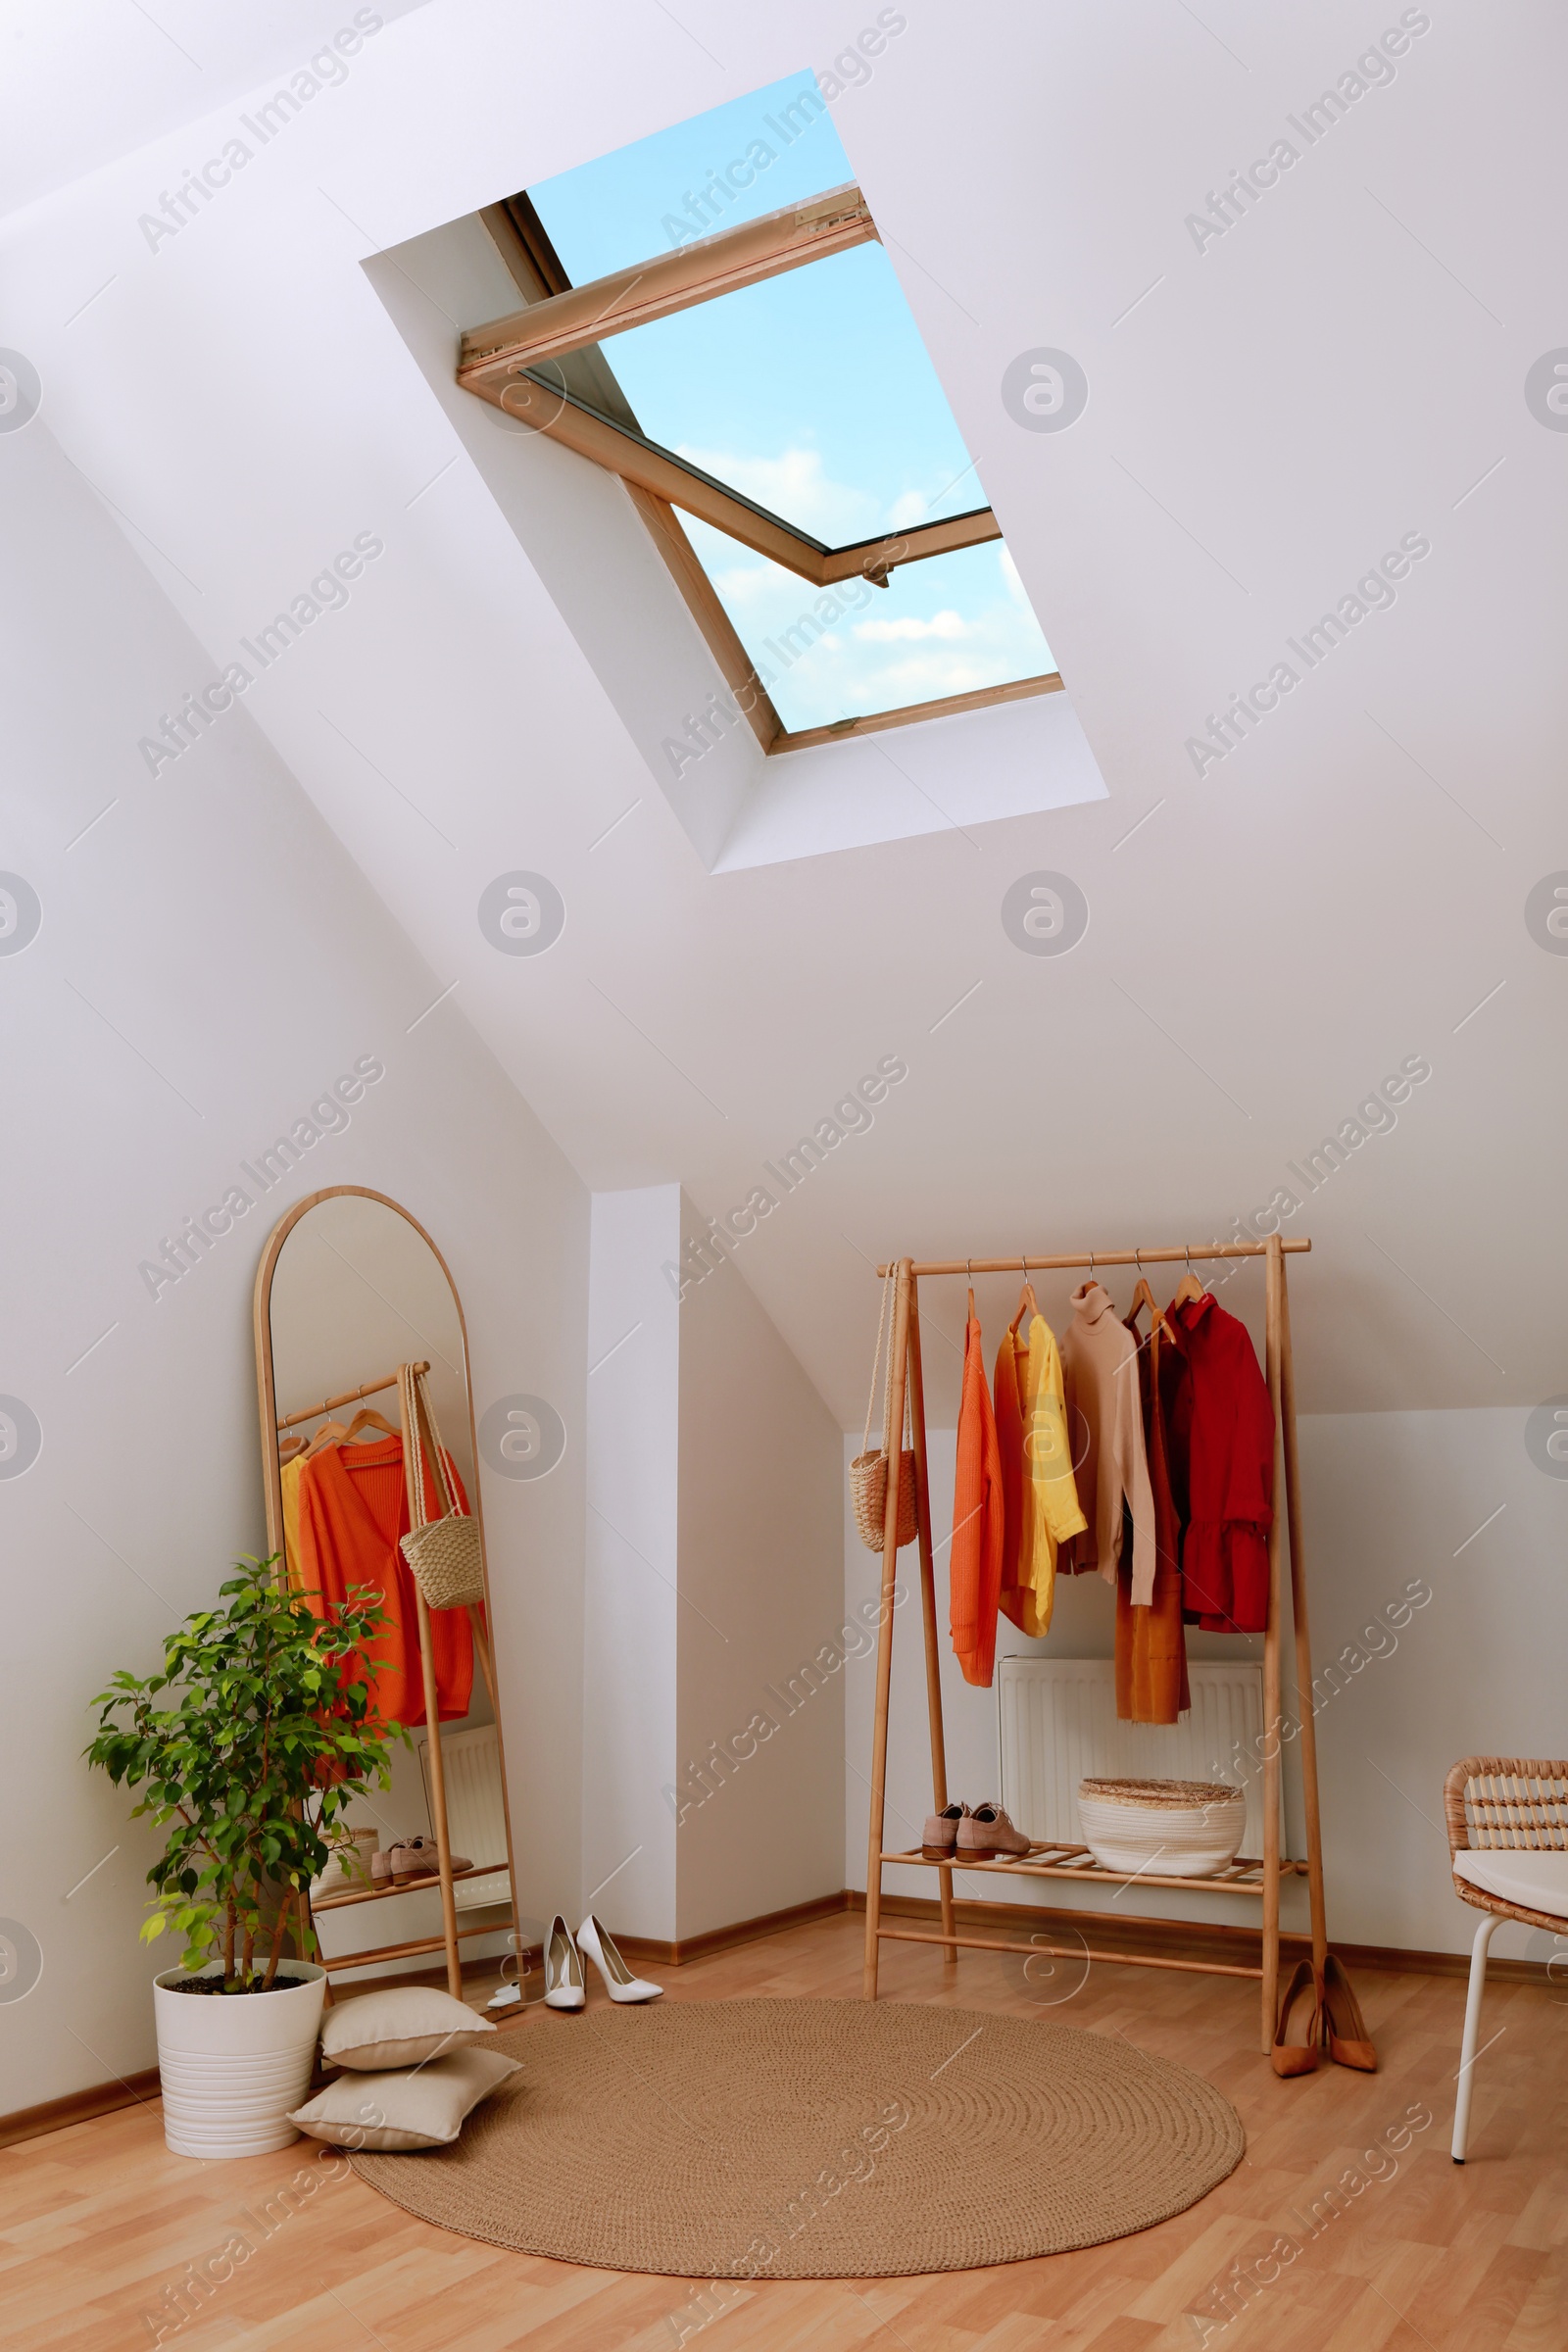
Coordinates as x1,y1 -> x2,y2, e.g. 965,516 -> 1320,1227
86,1562 -> 406,2159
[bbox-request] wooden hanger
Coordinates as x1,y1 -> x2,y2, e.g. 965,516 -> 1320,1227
1009,1258 -> 1038,1336
302,1415 -> 352,1460
300,1403 -> 402,1463
342,1406 -> 399,1443
1082,1251 -> 1114,1308
1127,1254 -> 1174,1342
1170,1248 -> 1208,1308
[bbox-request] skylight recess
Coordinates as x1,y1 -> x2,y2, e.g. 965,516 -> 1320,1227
461,71 -> 1060,751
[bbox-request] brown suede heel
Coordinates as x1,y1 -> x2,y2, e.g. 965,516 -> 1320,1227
1271,1959 -> 1323,2077
1322,1953 -> 1377,2071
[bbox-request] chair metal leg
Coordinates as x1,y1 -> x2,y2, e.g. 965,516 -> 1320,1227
1451,1912 -> 1500,2163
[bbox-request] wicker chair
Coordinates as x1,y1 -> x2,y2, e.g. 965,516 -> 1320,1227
1445,1755 -> 1568,2162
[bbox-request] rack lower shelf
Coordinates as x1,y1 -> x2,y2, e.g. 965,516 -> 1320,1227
310,1860 -> 510,1914
314,1917 -> 506,1974
879,1843 -> 1306,1895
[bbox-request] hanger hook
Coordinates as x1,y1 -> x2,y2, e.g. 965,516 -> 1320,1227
1088,1249 -> 1095,1281
966,1255 -> 973,1284
1135,1247 -> 1143,1276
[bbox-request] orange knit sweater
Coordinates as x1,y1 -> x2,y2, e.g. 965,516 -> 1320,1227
950,1301 -> 1005,1688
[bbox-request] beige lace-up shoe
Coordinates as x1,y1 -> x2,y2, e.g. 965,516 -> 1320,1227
957,1802 -> 1032,1861
921,1801 -> 970,1858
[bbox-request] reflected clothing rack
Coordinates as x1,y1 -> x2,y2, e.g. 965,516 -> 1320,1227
861,1235 -> 1328,2055
265,1357 -> 515,2006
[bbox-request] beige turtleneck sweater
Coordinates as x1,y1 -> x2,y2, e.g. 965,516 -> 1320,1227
1059,1282 -> 1156,1605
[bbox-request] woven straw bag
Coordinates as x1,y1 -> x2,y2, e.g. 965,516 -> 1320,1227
398,1364 -> 486,1609
850,1266 -> 916,1552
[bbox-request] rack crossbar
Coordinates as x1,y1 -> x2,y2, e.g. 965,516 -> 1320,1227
877,1242 -> 1310,1278
277,1361 -> 430,1431
874,1926 -> 1263,1979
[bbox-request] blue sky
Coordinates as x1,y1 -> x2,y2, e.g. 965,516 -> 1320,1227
529,73 -> 1056,730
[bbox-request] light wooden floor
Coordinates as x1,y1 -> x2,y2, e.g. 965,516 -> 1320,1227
4,1915 -> 1562,2351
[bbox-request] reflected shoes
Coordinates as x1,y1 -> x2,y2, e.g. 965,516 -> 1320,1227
368,1837 -> 474,1887
577,1914 -> 663,2003
921,1802 -> 970,1859
311,1828 -> 377,1898
957,1802 -> 1032,1861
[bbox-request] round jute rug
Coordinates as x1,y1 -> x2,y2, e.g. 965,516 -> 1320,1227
350,1998 -> 1244,2278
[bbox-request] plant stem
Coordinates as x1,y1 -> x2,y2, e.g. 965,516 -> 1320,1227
262,1883 -> 293,1992
222,1900 -> 236,1987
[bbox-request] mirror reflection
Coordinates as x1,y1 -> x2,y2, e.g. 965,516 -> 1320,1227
259,1188 -> 518,2004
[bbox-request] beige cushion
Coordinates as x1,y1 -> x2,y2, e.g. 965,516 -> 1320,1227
1454,1847 -> 1568,1918
319,1984 -> 496,2072
288,2046 -> 519,2149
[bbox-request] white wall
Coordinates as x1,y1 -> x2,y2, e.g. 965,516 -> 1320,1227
581,1186 -> 683,1945
675,1196 -> 845,1940
581,1188 -> 846,1948
0,426 -> 589,2113
847,1403 -> 1564,1969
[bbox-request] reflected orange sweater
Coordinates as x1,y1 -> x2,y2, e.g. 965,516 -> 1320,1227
295,1436 -> 473,1729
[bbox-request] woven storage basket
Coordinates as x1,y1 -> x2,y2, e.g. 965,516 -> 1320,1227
850,1266 -> 916,1553
398,1364 -> 486,1609
850,1447 -> 916,1552
1077,1778 -> 1247,1879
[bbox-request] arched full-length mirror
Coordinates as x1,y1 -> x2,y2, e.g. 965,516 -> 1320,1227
254,1187 -> 519,2006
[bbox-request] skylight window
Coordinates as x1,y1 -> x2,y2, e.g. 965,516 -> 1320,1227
458,73 -> 1060,752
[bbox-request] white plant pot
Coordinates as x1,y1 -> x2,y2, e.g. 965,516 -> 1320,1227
154,1960 -> 325,2159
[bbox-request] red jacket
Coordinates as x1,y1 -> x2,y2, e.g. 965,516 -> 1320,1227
1165,1294 -> 1274,1634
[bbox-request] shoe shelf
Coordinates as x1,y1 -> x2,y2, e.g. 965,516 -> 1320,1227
879,1842 -> 1307,1896
310,1860 -> 509,1913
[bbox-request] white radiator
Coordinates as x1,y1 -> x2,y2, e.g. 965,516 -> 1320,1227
997,1657 -> 1277,1861
416,1724 -> 513,1911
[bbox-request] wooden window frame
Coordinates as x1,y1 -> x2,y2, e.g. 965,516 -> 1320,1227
464,187 -> 1061,756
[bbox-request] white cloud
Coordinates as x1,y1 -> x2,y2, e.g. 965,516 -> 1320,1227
678,512 -> 1057,731
672,442 -> 878,542
885,489 -> 929,531
862,653 -> 998,698
709,561 -> 775,603
853,610 -> 969,644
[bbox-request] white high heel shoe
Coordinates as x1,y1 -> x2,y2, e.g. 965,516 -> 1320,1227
577,1913 -> 663,2004
543,1914 -> 585,2010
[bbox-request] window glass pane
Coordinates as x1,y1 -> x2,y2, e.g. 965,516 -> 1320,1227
681,523 -> 1057,735
523,70 -> 1061,739
576,245 -> 983,542
531,72 -> 855,283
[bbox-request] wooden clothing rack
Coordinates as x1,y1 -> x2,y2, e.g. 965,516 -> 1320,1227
862,1235 -> 1327,2056
267,1359 -> 518,2007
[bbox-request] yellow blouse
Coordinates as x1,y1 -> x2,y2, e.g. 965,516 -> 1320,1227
280,1452 -> 306,1592
997,1313 -> 1087,1638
